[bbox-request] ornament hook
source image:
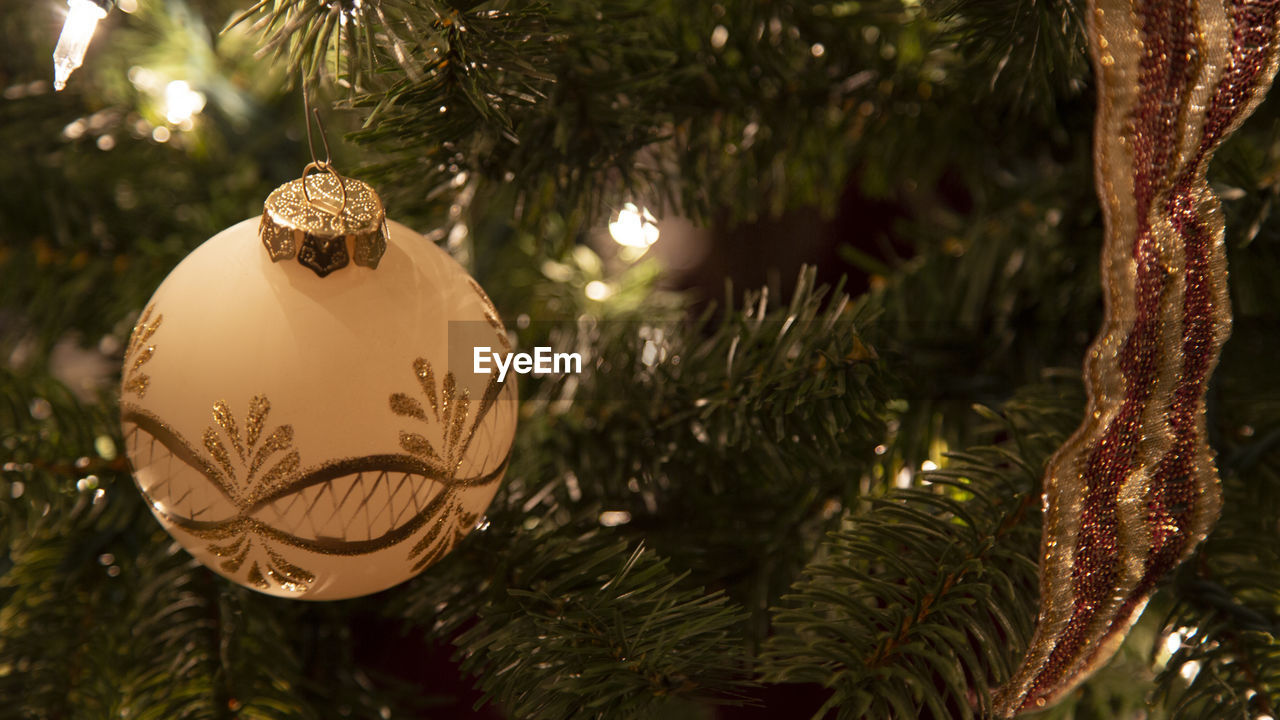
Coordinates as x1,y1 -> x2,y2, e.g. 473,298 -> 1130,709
302,82 -> 333,168
299,84 -> 348,217
299,161 -> 348,217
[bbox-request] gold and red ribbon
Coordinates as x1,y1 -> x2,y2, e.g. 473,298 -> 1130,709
995,1 -> 1280,714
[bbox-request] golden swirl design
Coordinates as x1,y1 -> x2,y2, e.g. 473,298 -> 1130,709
389,356 -> 510,571
123,392 -> 509,592
123,304 -> 162,398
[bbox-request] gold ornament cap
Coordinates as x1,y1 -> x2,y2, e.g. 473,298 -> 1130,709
259,163 -> 389,278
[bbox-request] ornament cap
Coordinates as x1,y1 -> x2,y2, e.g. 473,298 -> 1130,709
259,166 -> 388,277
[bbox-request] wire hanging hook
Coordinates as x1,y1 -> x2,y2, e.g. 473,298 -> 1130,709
299,82 -> 346,215
301,82 -> 333,168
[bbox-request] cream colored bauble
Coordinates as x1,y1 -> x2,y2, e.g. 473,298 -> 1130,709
119,172 -> 516,600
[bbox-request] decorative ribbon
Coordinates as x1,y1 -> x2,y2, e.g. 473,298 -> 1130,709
994,0 -> 1280,715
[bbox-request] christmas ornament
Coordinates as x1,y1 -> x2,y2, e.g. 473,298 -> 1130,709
120,164 -> 517,600
995,0 -> 1280,714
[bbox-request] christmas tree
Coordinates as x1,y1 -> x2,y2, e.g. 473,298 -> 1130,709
2,0 -> 1278,718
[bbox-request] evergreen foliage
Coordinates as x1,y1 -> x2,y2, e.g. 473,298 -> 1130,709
1,0 -> 1277,717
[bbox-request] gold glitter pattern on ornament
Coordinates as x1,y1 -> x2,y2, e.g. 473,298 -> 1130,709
204,396 -> 300,508
196,396 -> 310,593
995,0 -> 1280,716
245,563 -> 269,591
259,172 -> 388,278
467,277 -> 511,351
391,358 -> 510,480
263,546 -> 315,592
390,357 -> 513,571
120,396 -> 510,577
390,392 -> 427,421
123,304 -> 162,398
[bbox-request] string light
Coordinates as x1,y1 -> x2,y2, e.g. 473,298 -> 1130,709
584,280 -> 612,301
608,202 -> 660,249
598,510 -> 631,527
52,0 -> 114,91
163,80 -> 205,126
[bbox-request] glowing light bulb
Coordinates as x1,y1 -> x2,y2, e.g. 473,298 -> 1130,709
608,203 -> 660,249
163,80 -> 205,126
584,280 -> 612,301
598,510 -> 632,527
53,0 -> 111,91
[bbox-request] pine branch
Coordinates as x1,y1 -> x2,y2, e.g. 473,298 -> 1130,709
0,0 -> 299,351
863,126 -> 1101,470
1147,332 -> 1280,718
228,0 -> 450,90
516,267 -> 891,629
0,365 -> 417,718
455,532 -> 752,720
1152,583 -> 1279,720
234,0 -> 956,236
759,380 -> 1082,719
0,370 -> 119,553
928,0 -> 1091,116
387,267 -> 892,666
